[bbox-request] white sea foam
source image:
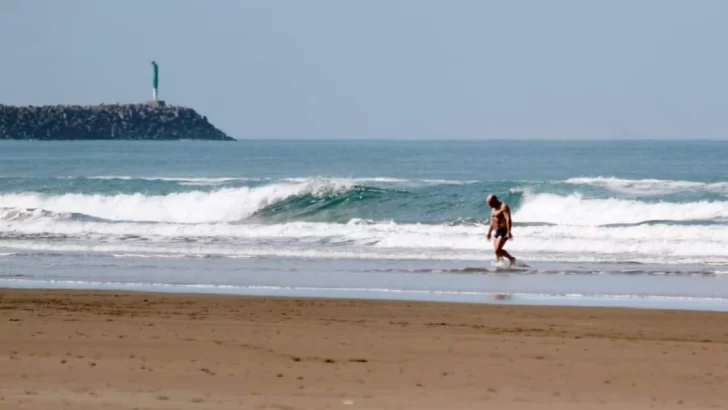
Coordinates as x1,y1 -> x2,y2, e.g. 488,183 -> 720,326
0,207 -> 73,222
2,213 -> 728,264
2,240 -> 727,265
564,177 -> 728,196
514,192 -> 728,226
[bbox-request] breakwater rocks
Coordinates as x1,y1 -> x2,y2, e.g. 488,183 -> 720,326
0,104 -> 234,140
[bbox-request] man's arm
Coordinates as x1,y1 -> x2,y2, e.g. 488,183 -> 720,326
486,214 -> 495,239
492,205 -> 508,217
504,206 -> 513,238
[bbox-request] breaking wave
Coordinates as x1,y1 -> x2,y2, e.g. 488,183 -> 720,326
0,179 -> 357,223
514,192 -> 728,226
3,177 -> 728,226
564,177 -> 728,196
2,176 -> 728,265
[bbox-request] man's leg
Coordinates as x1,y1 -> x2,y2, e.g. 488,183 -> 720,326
493,237 -> 503,262
495,237 -> 516,266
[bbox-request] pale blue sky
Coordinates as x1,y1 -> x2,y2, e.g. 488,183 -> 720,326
1,0 -> 727,139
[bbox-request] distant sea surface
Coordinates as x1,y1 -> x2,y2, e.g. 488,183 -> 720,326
2,140 -> 728,310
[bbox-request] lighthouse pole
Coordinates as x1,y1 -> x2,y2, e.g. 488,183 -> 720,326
151,61 -> 159,102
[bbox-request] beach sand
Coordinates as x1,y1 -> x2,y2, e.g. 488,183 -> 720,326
0,289 -> 727,409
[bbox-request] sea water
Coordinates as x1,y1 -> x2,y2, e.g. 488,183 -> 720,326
1,140 -> 727,310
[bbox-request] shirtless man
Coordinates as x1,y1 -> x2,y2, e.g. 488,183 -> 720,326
485,194 -> 516,266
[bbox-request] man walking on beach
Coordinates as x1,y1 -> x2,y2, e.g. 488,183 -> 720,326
485,194 -> 516,266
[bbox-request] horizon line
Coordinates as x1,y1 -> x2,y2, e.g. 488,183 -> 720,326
226,137 -> 728,142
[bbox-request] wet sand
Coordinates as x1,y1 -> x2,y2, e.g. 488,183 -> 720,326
1,289 -> 727,409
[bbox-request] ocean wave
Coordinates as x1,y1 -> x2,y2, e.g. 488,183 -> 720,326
0,179 -> 356,223
3,180 -> 728,228
0,207 -> 107,223
3,175 -> 728,265
0,207 -> 71,222
564,177 -> 728,196
514,192 -> 728,226
282,177 -> 478,185
86,175 -> 265,183
82,176 -> 269,186
252,185 -> 400,223
74,175 -> 479,186
0,175 -> 485,195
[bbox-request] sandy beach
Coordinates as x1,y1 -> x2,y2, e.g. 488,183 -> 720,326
0,289 -> 727,409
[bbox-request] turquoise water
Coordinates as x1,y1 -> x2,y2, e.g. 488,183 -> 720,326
1,140 -> 728,310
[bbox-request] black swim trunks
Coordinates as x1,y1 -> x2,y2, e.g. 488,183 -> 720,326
494,228 -> 508,238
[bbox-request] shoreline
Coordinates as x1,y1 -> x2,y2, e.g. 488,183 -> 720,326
3,278 -> 728,312
1,289 -> 727,409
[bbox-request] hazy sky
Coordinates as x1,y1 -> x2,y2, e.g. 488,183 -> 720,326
1,1 -> 727,139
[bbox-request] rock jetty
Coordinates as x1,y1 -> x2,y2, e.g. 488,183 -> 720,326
0,104 -> 233,140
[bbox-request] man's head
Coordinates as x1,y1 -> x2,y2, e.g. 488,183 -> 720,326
486,194 -> 501,209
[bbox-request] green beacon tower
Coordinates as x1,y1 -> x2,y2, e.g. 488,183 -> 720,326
151,61 -> 159,102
